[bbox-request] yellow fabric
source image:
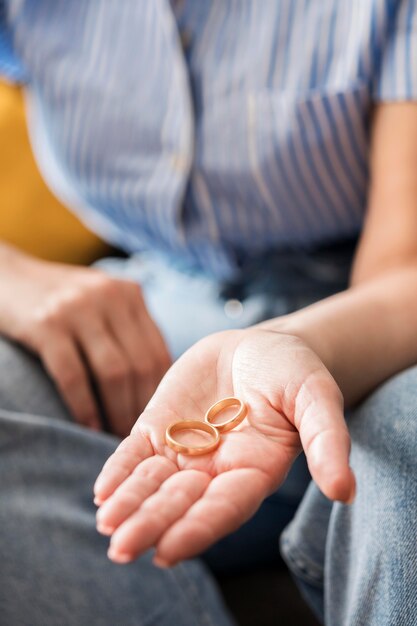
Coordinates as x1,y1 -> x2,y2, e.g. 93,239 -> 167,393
0,79 -> 110,264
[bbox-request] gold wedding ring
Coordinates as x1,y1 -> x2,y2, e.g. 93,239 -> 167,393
165,420 -> 220,456
205,397 -> 248,433
165,397 -> 248,456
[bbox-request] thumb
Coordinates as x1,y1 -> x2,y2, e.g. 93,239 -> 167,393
294,372 -> 356,503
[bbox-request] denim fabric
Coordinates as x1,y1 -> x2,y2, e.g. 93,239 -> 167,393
0,323 -> 239,625
281,367 -> 417,625
0,406 -> 235,626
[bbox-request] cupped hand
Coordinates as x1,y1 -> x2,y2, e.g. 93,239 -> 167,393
0,246 -> 171,436
94,328 -> 355,566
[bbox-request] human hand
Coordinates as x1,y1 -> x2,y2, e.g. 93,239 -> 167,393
0,246 -> 171,436
94,328 -> 355,566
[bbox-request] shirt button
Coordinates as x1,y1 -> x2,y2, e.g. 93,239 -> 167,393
170,153 -> 188,173
224,298 -> 244,320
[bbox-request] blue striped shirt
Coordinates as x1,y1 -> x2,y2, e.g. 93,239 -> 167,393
1,1 -> 417,278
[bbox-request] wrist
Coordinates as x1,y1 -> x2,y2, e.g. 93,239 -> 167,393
0,243 -> 49,334
0,241 -> 42,277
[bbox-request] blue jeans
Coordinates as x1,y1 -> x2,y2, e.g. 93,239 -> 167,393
281,366 -> 417,625
0,407 -> 234,626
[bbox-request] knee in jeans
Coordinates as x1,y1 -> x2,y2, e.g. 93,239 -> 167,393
349,365 -> 417,468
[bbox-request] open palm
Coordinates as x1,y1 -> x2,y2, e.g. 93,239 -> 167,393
94,328 -> 355,566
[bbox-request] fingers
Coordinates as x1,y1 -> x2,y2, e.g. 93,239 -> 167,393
101,467 -> 270,566
153,468 -> 271,566
75,315 -> 136,437
18,270 -> 169,438
127,283 -> 172,377
106,469 -> 211,563
295,373 -> 355,503
94,430 -> 154,504
105,305 -> 153,413
104,284 -> 171,415
96,455 -> 178,534
40,330 -> 101,430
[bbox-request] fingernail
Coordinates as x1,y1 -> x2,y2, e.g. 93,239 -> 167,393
153,556 -> 171,569
108,548 -> 132,564
94,494 -> 105,506
97,523 -> 115,536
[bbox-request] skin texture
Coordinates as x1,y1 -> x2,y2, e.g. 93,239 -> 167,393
94,102 -> 417,566
0,246 -> 171,437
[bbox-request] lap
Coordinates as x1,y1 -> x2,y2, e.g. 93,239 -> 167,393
0,409 -> 234,626
0,335 -> 71,421
0,331 -> 234,625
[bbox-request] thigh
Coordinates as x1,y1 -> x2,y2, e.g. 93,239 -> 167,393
281,366 -> 417,626
0,335 -> 71,421
0,410 -> 235,626
282,367 -> 417,626
324,366 -> 417,626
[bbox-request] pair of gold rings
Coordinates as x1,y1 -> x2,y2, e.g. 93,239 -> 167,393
165,397 -> 247,456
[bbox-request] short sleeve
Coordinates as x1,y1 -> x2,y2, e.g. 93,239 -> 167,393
374,0 -> 417,101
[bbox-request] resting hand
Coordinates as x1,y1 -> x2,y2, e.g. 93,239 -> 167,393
0,244 -> 171,436
94,328 -> 355,566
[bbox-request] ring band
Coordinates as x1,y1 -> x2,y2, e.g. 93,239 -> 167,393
165,420 -> 220,456
204,397 -> 248,433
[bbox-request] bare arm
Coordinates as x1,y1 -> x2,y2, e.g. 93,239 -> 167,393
262,103 -> 417,406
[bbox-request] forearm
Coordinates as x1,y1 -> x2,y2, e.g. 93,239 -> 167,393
0,241 -> 49,333
261,263 -> 417,407
0,240 -> 41,281
0,240 -> 26,269
262,103 -> 417,407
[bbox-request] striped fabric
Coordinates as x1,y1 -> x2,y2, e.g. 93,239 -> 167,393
0,1 -> 25,81
2,0 -> 417,278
